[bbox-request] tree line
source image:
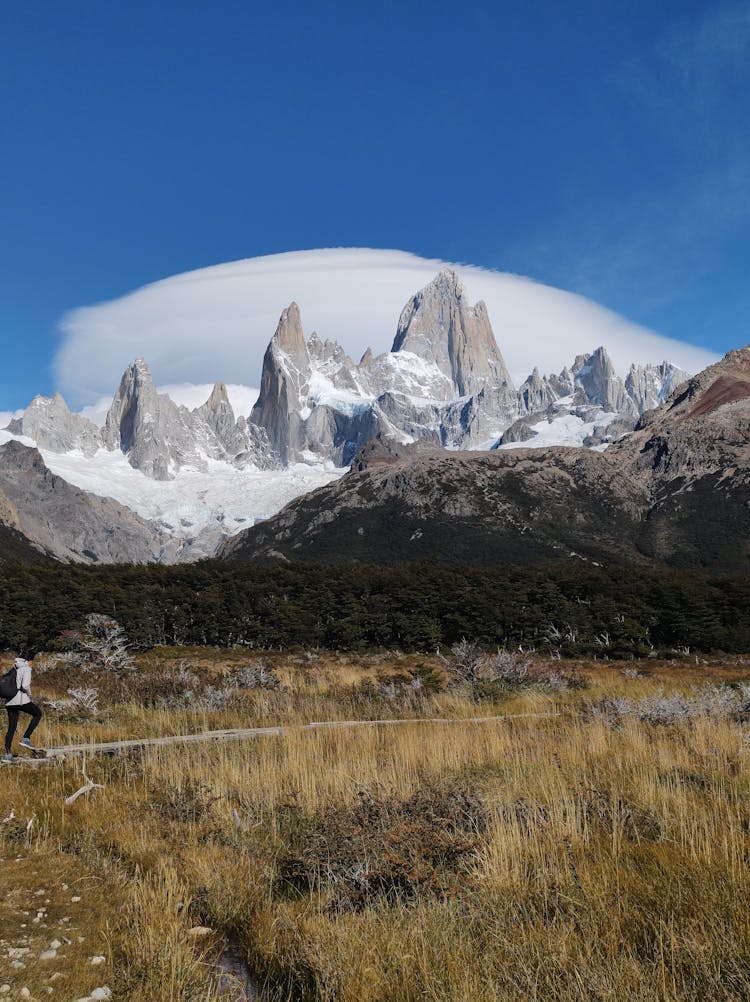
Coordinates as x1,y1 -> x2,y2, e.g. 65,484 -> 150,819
0,558 -> 748,656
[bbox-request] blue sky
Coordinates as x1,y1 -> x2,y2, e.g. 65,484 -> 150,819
2,0 -> 749,408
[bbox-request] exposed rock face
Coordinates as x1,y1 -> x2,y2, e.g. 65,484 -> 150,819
103,359 -> 188,479
194,381 -> 274,467
248,271 -> 688,464
392,269 -> 514,397
196,382 -> 243,453
497,416 -> 542,445
571,347 -> 632,414
625,360 -> 687,414
7,393 -> 103,457
221,345 -> 750,572
251,304 -> 313,464
0,476 -> 53,562
0,440 -> 178,563
519,368 -> 557,414
103,359 -> 275,478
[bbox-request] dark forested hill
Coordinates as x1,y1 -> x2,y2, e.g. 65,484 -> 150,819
1,559 -> 749,657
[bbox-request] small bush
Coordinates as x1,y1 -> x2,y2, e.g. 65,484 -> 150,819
274,782 -> 486,911
592,683 -> 750,726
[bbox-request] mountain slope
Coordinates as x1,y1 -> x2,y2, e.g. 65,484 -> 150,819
220,438 -> 649,567
0,483 -> 51,562
221,347 -> 750,571
0,440 -> 180,564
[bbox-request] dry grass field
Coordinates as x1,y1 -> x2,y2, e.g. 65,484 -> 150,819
2,649 -> 750,1000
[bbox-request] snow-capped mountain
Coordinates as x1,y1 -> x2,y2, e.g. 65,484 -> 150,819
1,268 -> 690,562
249,269 -> 688,464
221,345 -> 750,572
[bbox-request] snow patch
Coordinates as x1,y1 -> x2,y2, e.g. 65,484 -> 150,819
307,370 -> 373,415
496,410 -> 618,451
0,430 -> 342,539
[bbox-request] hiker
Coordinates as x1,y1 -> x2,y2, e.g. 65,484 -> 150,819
3,657 -> 43,761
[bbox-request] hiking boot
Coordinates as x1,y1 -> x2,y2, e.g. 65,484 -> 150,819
2,752 -> 16,762
19,738 -> 35,750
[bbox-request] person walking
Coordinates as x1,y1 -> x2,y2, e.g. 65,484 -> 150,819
3,657 -> 43,761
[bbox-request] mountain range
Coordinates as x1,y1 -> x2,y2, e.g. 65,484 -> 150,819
223,346 -> 750,572
3,267 -> 739,568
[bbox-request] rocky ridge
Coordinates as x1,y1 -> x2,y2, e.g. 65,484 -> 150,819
6,269 -> 687,481
221,345 -> 750,572
248,269 -> 688,464
0,440 -> 179,563
0,268 -> 696,564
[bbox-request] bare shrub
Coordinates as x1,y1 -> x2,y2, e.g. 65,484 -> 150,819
444,639 -> 485,685
227,662 -> 282,690
378,675 -> 424,704
151,780 -> 221,824
620,667 -> 641,680
45,686 -> 100,718
593,684 -> 750,726
61,614 -> 134,675
32,651 -> 81,676
442,641 -> 584,693
443,642 -> 530,687
274,782 -> 485,912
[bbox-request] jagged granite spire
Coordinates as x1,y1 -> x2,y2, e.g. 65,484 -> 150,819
251,304 -> 312,464
625,361 -> 689,414
571,347 -> 634,415
103,360 -> 278,477
6,392 -> 103,457
519,367 -> 557,414
392,269 -> 514,397
103,358 -> 188,479
196,381 -> 241,452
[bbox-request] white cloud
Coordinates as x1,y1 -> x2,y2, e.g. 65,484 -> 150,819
54,248 -> 718,406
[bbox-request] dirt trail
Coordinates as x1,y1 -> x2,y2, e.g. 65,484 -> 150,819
28,711 -> 559,761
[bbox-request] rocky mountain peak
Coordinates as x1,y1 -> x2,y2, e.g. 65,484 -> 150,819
196,381 -> 237,442
519,366 -> 557,414
392,269 -> 514,398
104,358 -> 160,450
273,302 -> 307,360
571,346 -> 631,413
6,391 -> 103,458
203,380 -> 232,413
251,304 -> 313,463
101,359 -> 277,478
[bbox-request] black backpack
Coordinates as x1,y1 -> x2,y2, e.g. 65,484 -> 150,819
0,666 -> 20,702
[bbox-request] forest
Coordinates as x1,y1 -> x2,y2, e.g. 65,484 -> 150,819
0,558 -> 748,656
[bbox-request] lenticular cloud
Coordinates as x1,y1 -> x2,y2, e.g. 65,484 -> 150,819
54,248 -> 718,406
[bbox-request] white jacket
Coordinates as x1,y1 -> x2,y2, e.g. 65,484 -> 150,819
6,659 -> 32,707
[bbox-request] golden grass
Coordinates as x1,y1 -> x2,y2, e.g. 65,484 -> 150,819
2,656 -> 750,999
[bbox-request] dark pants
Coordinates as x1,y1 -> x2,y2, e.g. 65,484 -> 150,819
4,702 -> 43,752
